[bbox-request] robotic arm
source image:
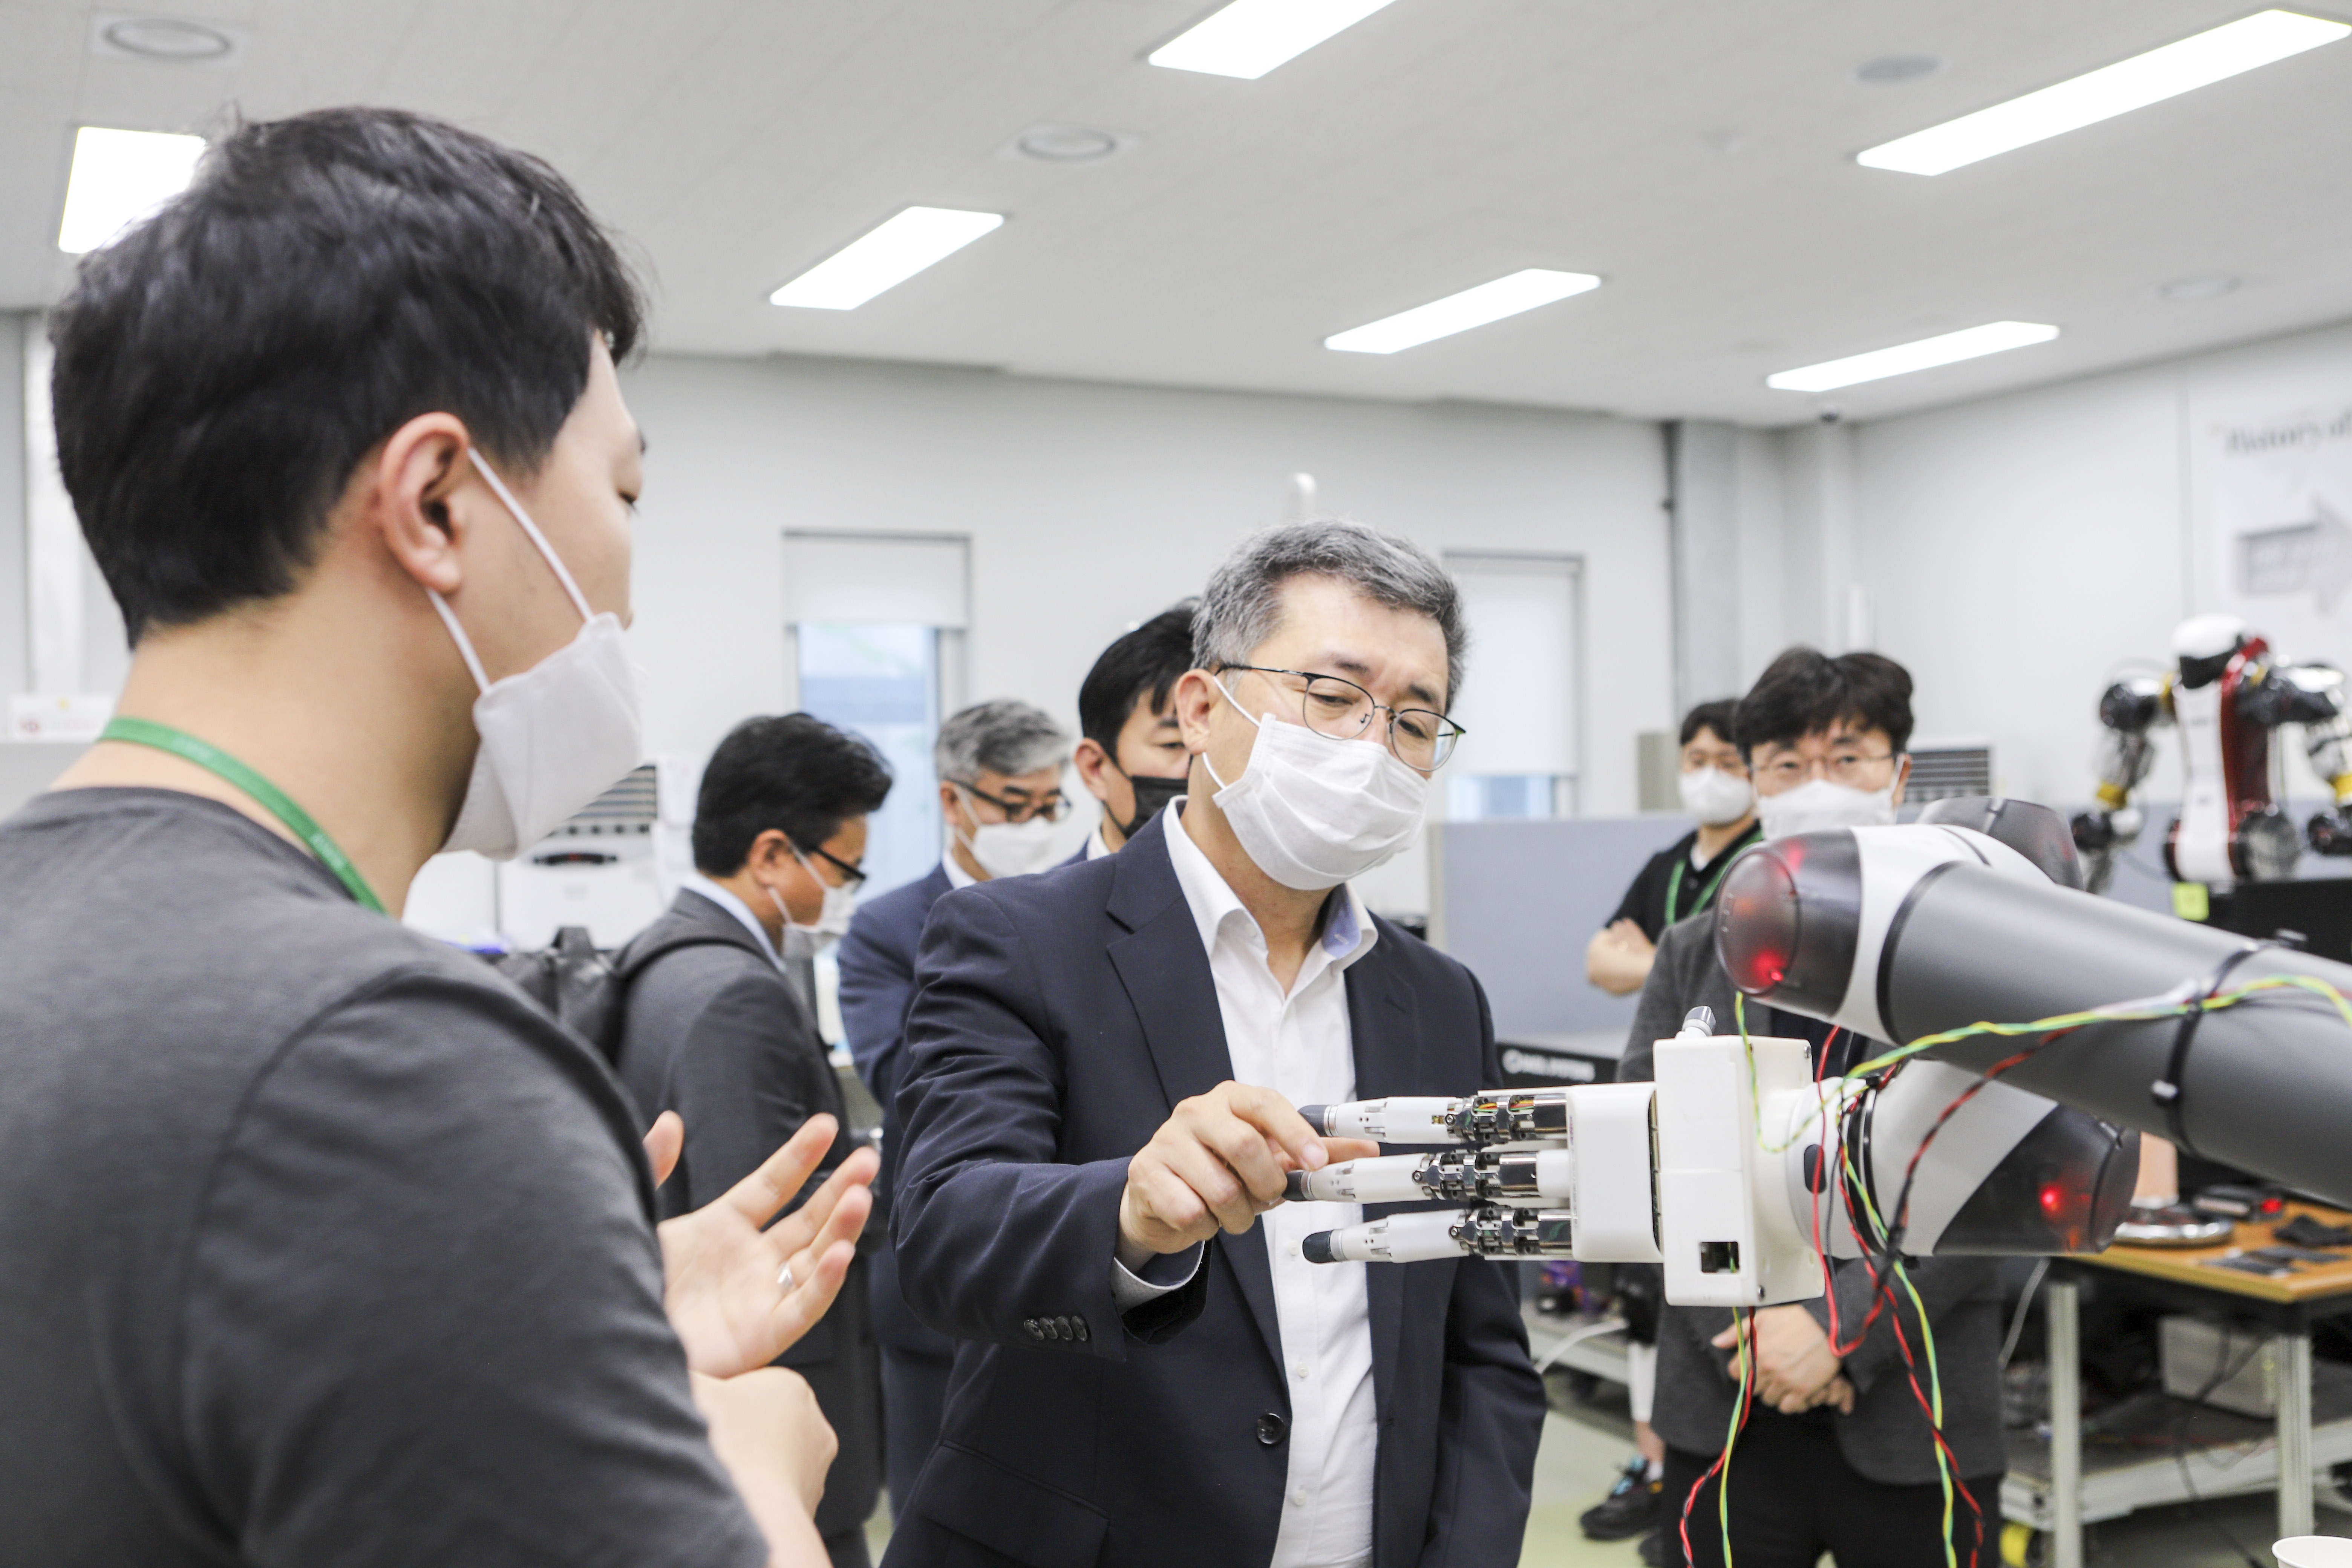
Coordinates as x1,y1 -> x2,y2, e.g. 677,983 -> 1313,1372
2072,677 -> 2165,894
1290,811 -> 2143,1309
2238,662 -> 2352,855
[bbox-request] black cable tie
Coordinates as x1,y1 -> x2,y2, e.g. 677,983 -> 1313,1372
2151,940 -> 2276,1155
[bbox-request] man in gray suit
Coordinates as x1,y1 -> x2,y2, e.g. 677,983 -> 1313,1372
617,712 -> 894,1568
1624,648 -> 2006,1568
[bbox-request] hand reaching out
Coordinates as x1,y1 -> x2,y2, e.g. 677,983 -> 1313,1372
645,1111 -> 878,1378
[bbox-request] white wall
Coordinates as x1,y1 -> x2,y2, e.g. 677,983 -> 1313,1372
1849,319 -> 2352,806
617,352 -> 1674,913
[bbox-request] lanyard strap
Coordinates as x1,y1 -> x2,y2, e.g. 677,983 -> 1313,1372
1665,827 -> 1753,926
100,717 -> 386,914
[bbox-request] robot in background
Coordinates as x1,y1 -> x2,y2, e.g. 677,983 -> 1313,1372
2072,612 -> 2352,895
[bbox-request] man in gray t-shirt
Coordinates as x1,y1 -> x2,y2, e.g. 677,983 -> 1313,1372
0,788 -> 771,1565
6,107 -> 870,1565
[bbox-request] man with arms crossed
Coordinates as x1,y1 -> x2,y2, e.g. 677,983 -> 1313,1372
1623,649 -> 2005,1568
887,522 -> 1545,1568
0,109 -> 871,1566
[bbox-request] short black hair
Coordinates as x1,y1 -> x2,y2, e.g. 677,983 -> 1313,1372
1734,648 -> 1915,756
50,107 -> 644,642
692,715 -> 894,877
1680,699 -> 1740,748
1078,603 -> 1198,753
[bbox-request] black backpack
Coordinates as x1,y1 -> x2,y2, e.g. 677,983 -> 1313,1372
488,924 -> 737,1065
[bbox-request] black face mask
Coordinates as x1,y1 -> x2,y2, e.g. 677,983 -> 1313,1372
1115,771 -> 1189,839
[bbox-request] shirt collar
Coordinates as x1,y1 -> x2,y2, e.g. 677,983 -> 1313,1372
684,873 -> 782,967
1161,801 -> 1378,974
1084,825 -> 1113,861
942,843 -> 979,891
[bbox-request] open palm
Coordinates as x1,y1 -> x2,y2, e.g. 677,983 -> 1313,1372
645,1111 -> 878,1378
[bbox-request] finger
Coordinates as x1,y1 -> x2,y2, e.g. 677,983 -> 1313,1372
1830,1380 -> 1856,1415
778,1183 -> 873,1286
1131,1162 -> 1212,1248
1219,1084 -> 1328,1173
1161,1138 -> 1259,1234
1711,1326 -> 1739,1350
1192,1110 -> 1292,1207
1320,1137 -> 1381,1165
717,1115 -> 839,1229
761,1238 -> 857,1358
764,1145 -> 880,1256
643,1111 -> 684,1189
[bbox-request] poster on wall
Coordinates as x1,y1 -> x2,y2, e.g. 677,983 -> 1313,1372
2189,377 -> 2352,671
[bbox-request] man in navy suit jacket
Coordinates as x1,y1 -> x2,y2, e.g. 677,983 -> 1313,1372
887,523 -> 1544,1568
839,699 -> 1071,1513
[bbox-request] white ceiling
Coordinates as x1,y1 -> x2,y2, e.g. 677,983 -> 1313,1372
6,0 -> 2350,425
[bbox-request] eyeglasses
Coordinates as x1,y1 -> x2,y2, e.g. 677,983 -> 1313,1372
801,842 -> 868,889
1219,666 -> 1465,770
951,779 -> 1070,825
1754,750 -> 1899,789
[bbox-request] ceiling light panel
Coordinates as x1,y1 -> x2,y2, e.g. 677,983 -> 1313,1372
1859,10 -> 2350,176
1149,0 -> 1400,80
57,126 -> 205,254
1767,322 -> 2060,392
1325,270 -> 1602,354
770,207 -> 1004,311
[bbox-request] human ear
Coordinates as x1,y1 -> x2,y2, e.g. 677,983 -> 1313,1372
1171,669 -> 1219,756
1072,738 -> 1115,802
367,413 -> 477,597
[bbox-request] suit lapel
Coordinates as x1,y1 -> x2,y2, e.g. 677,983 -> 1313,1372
1104,818 -> 1285,1365
1346,942 -> 1417,1417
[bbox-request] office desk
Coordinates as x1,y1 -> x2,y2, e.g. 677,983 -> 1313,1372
2008,1205 -> 2352,1568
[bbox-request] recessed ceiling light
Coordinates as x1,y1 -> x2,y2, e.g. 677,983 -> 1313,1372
1012,124 -> 1125,163
1859,10 -> 2349,176
57,126 -> 205,254
2159,273 -> 2241,302
1856,54 -> 1943,84
100,15 -> 234,60
1325,269 -> 1601,355
1767,322 -> 2059,392
1149,0 -> 1400,80
769,207 -> 1004,311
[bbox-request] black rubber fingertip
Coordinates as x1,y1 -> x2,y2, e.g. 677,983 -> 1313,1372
1297,1104 -> 1330,1134
1283,1170 -> 1309,1202
1303,1232 -> 1337,1264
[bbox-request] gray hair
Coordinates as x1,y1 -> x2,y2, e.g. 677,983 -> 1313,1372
1194,518 -> 1467,702
934,698 -> 1071,782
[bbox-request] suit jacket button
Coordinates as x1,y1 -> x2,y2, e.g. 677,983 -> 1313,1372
1054,1316 -> 1073,1340
1072,1315 -> 1090,1343
1024,1318 -> 1043,1341
1256,1412 -> 1288,1446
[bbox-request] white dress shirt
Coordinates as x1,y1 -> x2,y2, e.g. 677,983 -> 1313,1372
1159,803 -> 1381,1568
683,873 -> 782,967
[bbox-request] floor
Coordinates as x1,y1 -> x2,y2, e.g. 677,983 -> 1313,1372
857,1376 -> 2346,1566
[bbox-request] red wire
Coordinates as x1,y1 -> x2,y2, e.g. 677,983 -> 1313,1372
1678,1308 -> 1756,1568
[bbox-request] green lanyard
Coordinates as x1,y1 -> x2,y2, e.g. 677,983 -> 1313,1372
101,717 -> 387,914
1664,826 -> 1755,927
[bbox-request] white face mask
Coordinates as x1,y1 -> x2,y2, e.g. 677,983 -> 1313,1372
777,846 -> 858,945
1201,675 -> 1429,892
1756,776 -> 1898,839
430,452 -> 643,860
1677,765 -> 1755,827
953,790 -> 1065,880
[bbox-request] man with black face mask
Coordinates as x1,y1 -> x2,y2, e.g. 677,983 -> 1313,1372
1072,604 -> 1197,858
883,521 -> 1542,1568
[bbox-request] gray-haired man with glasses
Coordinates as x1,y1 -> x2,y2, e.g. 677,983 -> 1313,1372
836,697 -> 1073,1519
883,520 -> 1542,1568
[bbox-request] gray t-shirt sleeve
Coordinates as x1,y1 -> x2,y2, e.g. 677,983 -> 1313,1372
178,971 -> 767,1568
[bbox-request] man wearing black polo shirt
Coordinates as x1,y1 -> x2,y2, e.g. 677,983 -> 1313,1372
1587,700 -> 1760,998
